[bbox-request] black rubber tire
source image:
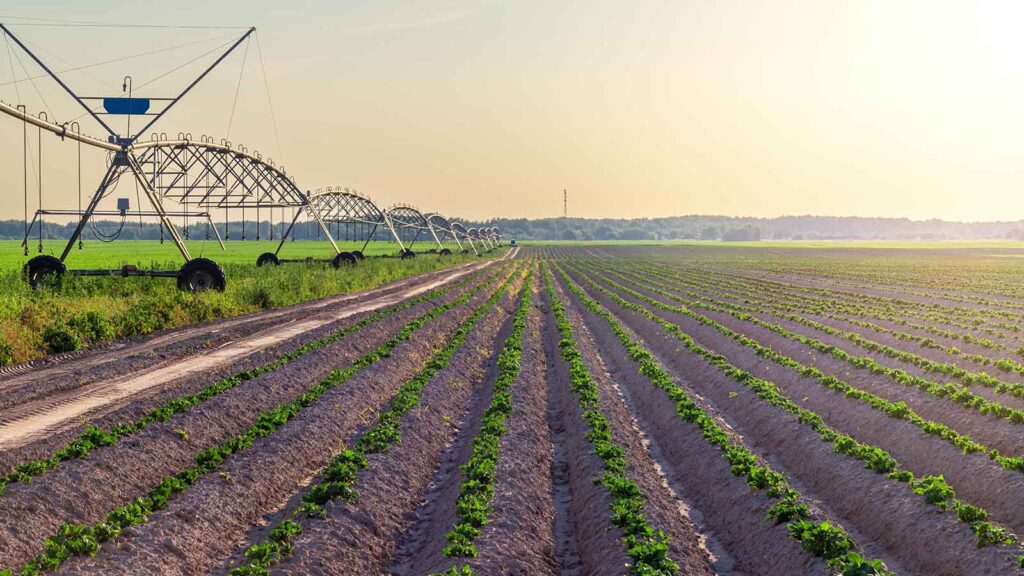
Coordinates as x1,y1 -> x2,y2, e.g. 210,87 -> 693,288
461,249 -> 470,254
176,258 -> 227,292
440,248 -> 452,256
400,249 -> 416,260
23,255 -> 66,289
332,251 -> 358,269
352,250 -> 365,261
256,252 -> 280,267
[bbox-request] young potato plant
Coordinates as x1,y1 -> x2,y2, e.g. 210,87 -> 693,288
570,265 -> 1020,551
591,264 -> 1024,474
228,267 -> 526,576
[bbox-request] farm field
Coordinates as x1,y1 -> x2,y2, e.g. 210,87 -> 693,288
0,240 -> 495,366
5,242 -> 1024,575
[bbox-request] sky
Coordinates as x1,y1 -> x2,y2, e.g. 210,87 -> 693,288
1,1 -> 1024,222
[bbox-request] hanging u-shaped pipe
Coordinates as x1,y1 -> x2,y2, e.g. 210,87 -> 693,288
19,105 -> 27,256
37,111 -> 47,253
71,121 -> 82,248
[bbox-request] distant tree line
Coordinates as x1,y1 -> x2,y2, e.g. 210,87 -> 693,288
458,215 -> 1024,241
5,215 -> 1024,242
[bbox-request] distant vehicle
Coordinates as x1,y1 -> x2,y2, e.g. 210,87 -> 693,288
510,239 -> 517,247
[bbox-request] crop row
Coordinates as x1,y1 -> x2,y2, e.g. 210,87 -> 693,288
655,263 -> 1024,359
437,270 -> 533,568
543,264 -> 679,575
770,265 -> 1024,311
554,265 -> 893,575
0,264 -> 499,498
589,264 -> 1024,473
601,262 -> 1024,429
228,265 -> 526,575
649,264 -> 1012,353
738,254 -> 1024,307
676,262 -> 1022,331
566,263 -> 1021,550
635,261 -> 1024,347
7,265 -> 513,576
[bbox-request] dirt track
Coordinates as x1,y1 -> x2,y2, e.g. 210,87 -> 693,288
0,253 -> 511,452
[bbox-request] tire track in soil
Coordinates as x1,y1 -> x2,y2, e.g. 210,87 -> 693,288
0,270 -> 506,572
463,280 -> 559,575
549,272 -> 717,575
55,268 -> 517,576
571,265 -> 1024,576
0,266 -> 494,476
266,273 -> 524,576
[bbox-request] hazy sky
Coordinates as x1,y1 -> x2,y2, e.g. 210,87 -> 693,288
1,1 -> 1024,222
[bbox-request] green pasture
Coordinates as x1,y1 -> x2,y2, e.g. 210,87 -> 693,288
0,239 -> 469,271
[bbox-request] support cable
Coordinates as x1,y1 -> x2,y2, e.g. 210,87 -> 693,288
0,32 -> 238,89
22,106 -> 26,255
255,32 -> 283,165
134,36 -> 237,91
37,121 -> 41,252
225,35 -> 249,138
77,125 -> 82,248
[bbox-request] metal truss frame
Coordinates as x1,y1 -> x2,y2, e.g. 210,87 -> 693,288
307,187 -> 406,254
384,204 -> 442,252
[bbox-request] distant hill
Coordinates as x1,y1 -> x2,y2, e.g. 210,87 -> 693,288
4,215 -> 1024,242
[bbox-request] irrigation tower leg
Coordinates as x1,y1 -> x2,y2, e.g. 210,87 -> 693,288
274,208 -> 305,256
59,162 -> 122,262
207,214 -> 226,249
360,223 -> 380,254
427,223 -> 444,251
384,218 -> 407,253
309,209 -> 340,255
126,154 -> 192,262
20,211 -> 40,250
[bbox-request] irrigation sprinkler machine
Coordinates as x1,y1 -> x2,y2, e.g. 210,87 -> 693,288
0,25 -> 278,291
0,22 -> 491,292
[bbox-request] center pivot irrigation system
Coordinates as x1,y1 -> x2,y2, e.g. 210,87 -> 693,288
0,23 -> 501,292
